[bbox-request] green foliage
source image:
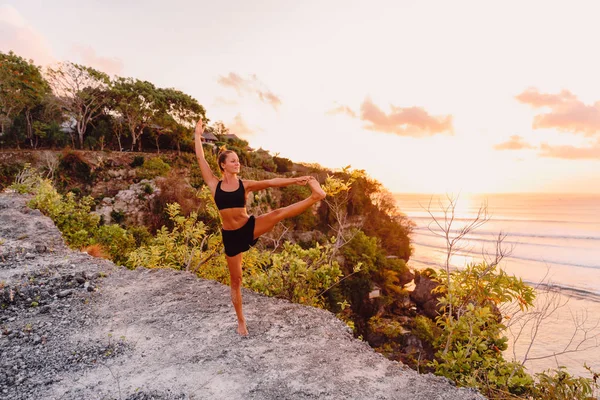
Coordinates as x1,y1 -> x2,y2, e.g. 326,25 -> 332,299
0,163 -> 25,190
427,262 -> 545,398
273,156 -> 293,172
127,202 -> 225,275
413,315 -> 440,344
244,241 -> 343,308
340,229 -> 381,274
93,224 -> 136,266
130,156 -> 145,168
28,179 -> 99,249
248,149 -> 277,172
127,225 -> 153,247
369,316 -> 407,338
0,51 -> 50,145
110,209 -> 126,224
532,367 -> 598,400
137,157 -> 171,180
143,183 -> 154,194
279,185 -> 318,230
59,150 -> 93,184
9,163 -> 43,194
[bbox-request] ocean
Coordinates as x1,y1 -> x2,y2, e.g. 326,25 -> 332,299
394,193 -> 600,377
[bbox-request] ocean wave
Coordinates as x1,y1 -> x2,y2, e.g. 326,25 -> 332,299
412,226 -> 600,241
413,231 -> 594,250
407,257 -> 600,299
407,215 -> 600,225
411,241 -> 600,270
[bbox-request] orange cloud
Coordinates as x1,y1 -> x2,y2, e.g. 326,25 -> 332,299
516,88 -> 600,137
217,72 -> 282,110
360,98 -> 453,137
326,105 -> 357,118
493,135 -> 535,151
227,113 -> 256,137
0,5 -> 54,66
515,88 -> 577,108
71,44 -> 124,76
538,142 -> 600,160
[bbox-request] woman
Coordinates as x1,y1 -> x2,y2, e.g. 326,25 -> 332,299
194,119 -> 326,335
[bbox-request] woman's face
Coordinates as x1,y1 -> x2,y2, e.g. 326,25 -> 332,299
221,153 -> 240,173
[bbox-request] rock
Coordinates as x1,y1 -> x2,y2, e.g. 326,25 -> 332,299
0,192 -> 485,400
57,290 -> 73,298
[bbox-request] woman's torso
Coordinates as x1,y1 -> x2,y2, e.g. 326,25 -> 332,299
214,178 -> 249,230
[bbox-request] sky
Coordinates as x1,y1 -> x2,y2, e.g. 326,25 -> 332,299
2,0 -> 600,194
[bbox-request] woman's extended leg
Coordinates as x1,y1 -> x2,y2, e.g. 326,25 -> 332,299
225,253 -> 248,335
253,177 -> 326,239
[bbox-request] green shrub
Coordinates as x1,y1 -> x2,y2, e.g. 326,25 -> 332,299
28,180 -> 99,249
127,202 -> 225,276
413,315 -> 440,344
93,224 -> 136,266
532,366 -> 599,400
130,156 -> 145,168
244,241 -> 342,308
273,156 -> 293,173
8,164 -> 42,194
137,157 -> 170,180
59,150 -> 93,184
428,262 -> 540,397
127,225 -> 152,247
110,209 -> 126,224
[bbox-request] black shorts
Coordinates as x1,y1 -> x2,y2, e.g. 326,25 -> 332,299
221,215 -> 259,257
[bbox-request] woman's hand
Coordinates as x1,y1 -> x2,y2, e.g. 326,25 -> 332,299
195,119 -> 205,137
295,176 -> 311,185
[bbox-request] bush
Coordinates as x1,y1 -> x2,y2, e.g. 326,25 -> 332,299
244,241 -> 342,308
8,164 -> 42,194
127,202 -> 225,276
28,180 -> 99,249
137,157 -> 170,180
93,224 -> 136,266
130,156 -> 145,168
59,150 -> 93,185
273,156 -> 293,173
428,262 -> 539,397
110,210 -> 126,225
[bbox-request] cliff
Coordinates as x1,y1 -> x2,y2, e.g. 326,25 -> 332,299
0,192 -> 484,400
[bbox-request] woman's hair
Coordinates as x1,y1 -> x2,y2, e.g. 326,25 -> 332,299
217,149 -> 236,172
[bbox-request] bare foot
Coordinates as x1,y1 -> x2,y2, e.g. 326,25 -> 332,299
237,321 -> 249,336
308,178 -> 326,201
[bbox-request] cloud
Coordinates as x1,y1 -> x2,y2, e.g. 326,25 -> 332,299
493,135 -> 535,151
227,113 -> 256,137
538,141 -> 600,160
359,98 -> 453,137
217,72 -> 282,110
0,4 -> 54,66
516,88 -> 600,137
326,104 -> 357,118
71,44 -> 124,76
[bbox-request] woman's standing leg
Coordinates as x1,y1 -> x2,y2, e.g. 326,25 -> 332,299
225,253 -> 248,335
253,178 -> 326,239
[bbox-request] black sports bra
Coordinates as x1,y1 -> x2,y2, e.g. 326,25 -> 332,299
214,179 -> 246,210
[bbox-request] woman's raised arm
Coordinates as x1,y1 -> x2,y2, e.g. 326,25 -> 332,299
194,120 -> 219,191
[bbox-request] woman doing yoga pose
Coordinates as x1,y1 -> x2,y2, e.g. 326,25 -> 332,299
194,119 -> 326,335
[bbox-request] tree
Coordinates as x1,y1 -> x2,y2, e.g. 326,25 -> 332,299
0,51 -> 50,146
109,78 -> 163,151
160,87 -> 205,154
46,62 -> 110,149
